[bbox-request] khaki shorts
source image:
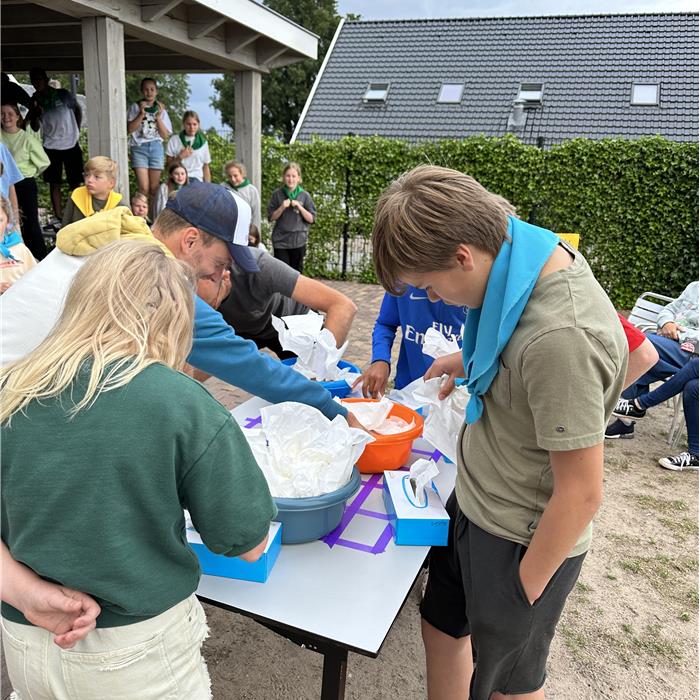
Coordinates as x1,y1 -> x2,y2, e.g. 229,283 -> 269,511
2,594 -> 211,700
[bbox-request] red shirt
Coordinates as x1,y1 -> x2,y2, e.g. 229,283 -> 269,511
618,313 -> 645,352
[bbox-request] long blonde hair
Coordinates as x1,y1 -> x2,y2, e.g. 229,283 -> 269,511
0,240 -> 195,424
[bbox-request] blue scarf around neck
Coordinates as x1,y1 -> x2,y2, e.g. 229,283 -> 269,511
0,230 -> 22,261
461,216 -> 559,424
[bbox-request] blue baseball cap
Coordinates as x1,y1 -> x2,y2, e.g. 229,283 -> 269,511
166,181 -> 259,272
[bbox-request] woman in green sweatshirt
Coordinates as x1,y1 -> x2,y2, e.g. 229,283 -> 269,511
0,239 -> 274,700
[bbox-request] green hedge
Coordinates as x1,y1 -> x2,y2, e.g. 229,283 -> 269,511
45,133 -> 695,307
247,134 -> 696,308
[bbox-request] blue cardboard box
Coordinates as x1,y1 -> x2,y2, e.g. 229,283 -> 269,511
186,521 -> 282,583
382,471 -> 449,546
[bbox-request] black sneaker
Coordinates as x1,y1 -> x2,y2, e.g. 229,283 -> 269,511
613,398 -> 646,419
605,419 -> 635,439
658,452 -> 699,471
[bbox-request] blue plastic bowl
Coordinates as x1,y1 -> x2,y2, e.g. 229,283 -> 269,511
273,468 -> 361,544
281,358 -> 361,398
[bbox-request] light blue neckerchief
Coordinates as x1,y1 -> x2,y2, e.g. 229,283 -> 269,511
462,216 -> 559,424
0,230 -> 22,261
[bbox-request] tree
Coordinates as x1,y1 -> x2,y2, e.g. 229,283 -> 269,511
211,0 -> 353,142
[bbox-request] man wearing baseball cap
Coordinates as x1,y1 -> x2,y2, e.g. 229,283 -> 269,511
0,181 -> 352,424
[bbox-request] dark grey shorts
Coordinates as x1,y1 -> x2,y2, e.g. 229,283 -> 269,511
420,491 -> 585,700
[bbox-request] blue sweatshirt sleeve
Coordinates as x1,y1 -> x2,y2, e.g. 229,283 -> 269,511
188,296 -> 347,420
371,293 -> 400,365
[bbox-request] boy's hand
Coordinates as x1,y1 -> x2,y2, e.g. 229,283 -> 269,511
352,361 -> 390,399
424,352 -> 463,399
20,581 -> 101,649
282,199 -> 291,209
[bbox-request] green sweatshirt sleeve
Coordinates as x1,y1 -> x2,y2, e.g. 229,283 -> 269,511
181,415 -> 276,558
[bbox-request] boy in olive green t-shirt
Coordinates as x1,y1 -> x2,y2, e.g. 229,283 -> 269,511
371,166 -> 627,700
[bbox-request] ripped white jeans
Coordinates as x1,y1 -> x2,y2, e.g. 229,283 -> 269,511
2,594 -> 211,700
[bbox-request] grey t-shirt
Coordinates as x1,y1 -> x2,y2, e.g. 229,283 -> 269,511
455,246 -> 628,557
267,188 -> 316,250
218,248 -> 308,340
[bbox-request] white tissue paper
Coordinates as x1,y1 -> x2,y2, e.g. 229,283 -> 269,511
412,377 -> 469,464
387,327 -> 461,408
243,402 -> 374,498
340,397 -> 414,435
421,327 -> 460,358
408,458 -> 441,506
271,311 -> 350,381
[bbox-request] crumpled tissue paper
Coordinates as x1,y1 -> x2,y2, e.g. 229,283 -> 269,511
271,311 -> 351,381
340,397 -> 414,435
243,402 -> 374,498
412,377 -> 470,464
387,327 -> 462,409
408,458 -> 441,506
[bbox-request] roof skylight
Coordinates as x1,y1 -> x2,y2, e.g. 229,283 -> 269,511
631,84 -> 659,106
517,83 -> 544,104
438,83 -> 464,103
363,82 -> 389,103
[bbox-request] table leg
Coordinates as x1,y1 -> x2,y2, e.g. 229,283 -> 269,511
320,645 -> 348,700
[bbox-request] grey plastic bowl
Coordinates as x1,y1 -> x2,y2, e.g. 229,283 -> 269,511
273,468 -> 362,544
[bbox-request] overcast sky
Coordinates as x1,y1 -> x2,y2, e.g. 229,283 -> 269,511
190,0 -> 698,131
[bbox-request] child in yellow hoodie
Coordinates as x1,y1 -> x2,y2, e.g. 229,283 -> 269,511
61,156 -> 127,226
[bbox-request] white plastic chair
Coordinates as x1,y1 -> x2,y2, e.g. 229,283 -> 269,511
627,292 -> 684,447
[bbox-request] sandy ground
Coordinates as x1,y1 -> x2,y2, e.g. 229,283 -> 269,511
2,280 -> 697,699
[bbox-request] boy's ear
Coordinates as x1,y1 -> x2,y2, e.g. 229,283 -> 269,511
454,244 -> 475,272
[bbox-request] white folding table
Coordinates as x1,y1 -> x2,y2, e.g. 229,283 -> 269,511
195,396 -> 456,699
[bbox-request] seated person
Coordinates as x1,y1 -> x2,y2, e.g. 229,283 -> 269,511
61,156 -> 126,225
1,240 -> 274,698
607,281 -> 698,470
354,285 -> 467,398
0,194 -> 35,294
216,247 -> 357,360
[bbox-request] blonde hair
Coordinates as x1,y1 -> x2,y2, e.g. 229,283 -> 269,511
224,160 -> 246,178
0,240 -> 195,424
283,161 -> 302,180
0,194 -> 12,227
131,191 -> 149,205
85,156 -> 118,182
372,165 -> 510,294
182,110 -> 200,124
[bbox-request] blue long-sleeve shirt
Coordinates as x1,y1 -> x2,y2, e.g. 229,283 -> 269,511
190,297 -> 346,420
371,287 -> 466,390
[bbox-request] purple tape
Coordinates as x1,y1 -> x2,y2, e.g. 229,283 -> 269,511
411,446 -> 443,462
243,416 -> 262,429
322,473 -> 382,547
371,524 -> 394,554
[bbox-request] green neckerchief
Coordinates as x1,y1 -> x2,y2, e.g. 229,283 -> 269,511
179,130 -> 206,150
232,178 -> 251,190
143,104 -> 159,114
283,184 -> 304,200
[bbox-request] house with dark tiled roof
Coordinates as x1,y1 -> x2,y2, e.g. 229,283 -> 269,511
292,13 -> 699,146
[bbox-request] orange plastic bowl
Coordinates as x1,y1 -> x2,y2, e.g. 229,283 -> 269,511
343,398 -> 424,473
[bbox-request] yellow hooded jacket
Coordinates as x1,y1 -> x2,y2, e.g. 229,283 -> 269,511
56,206 -> 172,258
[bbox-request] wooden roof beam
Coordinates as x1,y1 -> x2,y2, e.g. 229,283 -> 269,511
141,0 -> 182,23
187,6 -> 226,40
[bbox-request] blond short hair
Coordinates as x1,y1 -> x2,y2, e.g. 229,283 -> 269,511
0,240 -> 195,423
85,156 -> 118,182
131,191 -> 149,205
372,165 -> 510,294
